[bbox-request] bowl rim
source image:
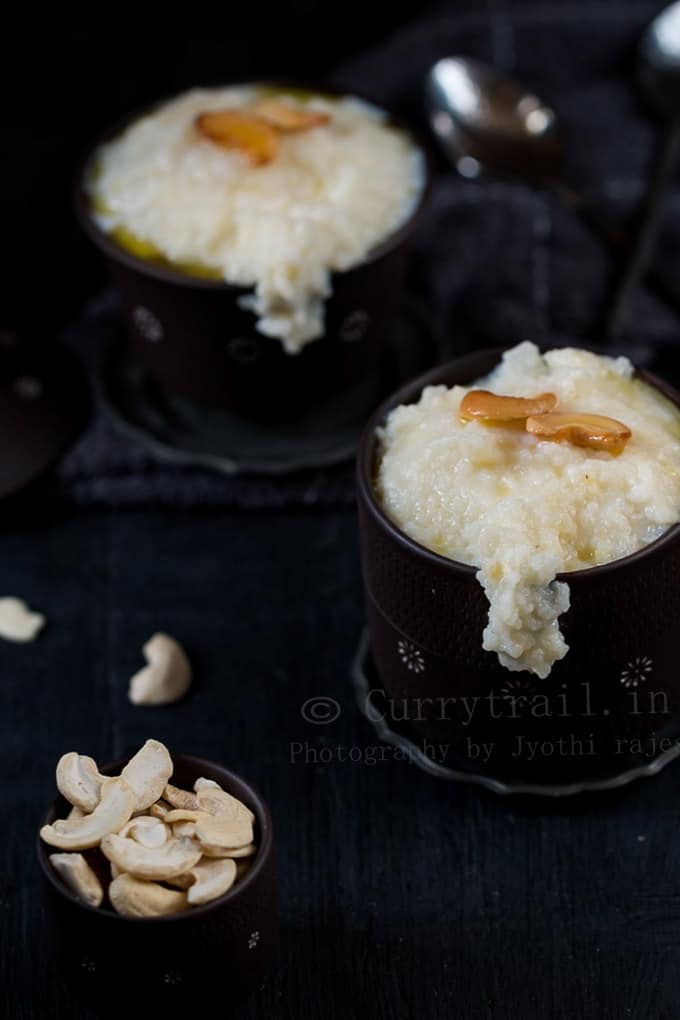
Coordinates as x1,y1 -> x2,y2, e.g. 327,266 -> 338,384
37,752 -> 274,925
357,344 -> 680,582
73,79 -> 435,292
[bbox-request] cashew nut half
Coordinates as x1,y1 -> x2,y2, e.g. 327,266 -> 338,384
120,739 -> 174,813
149,801 -> 171,820
56,753 -> 106,813
187,858 -> 237,905
109,874 -> 189,917
163,783 -> 199,811
196,785 -> 255,826
172,821 -> 197,839
49,853 -> 104,907
0,597 -> 45,642
194,813 -> 253,855
41,779 -> 135,850
118,815 -> 170,849
194,778 -> 220,791
100,834 -> 202,880
128,633 -> 192,706
163,809 -> 205,824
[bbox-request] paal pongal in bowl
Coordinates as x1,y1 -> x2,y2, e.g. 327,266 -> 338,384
78,84 -> 430,415
358,342 -> 680,787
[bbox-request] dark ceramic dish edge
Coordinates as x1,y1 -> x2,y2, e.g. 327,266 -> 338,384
357,345 -> 680,583
37,753 -> 273,924
352,630 -> 680,797
74,80 -> 435,292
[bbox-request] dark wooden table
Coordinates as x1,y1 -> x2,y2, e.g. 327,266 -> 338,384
2,505 -> 679,1019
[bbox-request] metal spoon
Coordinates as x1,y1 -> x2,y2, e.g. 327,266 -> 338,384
606,1 -> 680,339
426,57 -> 564,182
425,56 -> 680,330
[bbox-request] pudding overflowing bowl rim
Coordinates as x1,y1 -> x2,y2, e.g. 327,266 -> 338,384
74,80 -> 434,293
357,345 -> 680,584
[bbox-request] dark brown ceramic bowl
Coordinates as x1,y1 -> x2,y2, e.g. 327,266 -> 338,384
75,84 -> 432,419
357,347 -> 680,788
38,753 -> 277,1009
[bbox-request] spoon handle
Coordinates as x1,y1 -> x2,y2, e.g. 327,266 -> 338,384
605,114 -> 680,340
551,168 -> 680,333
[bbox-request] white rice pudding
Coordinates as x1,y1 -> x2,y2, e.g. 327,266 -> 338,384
377,342 -> 680,678
90,86 -> 425,353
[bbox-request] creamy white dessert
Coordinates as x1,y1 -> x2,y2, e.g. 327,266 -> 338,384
377,342 -> 680,678
89,85 -> 425,354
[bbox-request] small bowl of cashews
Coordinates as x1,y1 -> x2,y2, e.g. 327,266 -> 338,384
37,739 -> 278,1006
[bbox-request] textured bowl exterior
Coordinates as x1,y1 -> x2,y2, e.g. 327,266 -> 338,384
357,348 -> 680,785
38,754 -> 278,1007
75,87 -> 432,418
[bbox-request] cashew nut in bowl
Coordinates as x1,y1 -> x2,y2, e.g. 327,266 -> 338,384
108,873 -> 189,917
163,808 -> 206,824
187,858 -> 237,905
149,801 -> 171,821
194,777 -> 220,791
196,784 -> 255,825
172,821 -> 198,839
194,812 -> 254,855
163,783 -> 199,811
128,633 -> 192,706
49,853 -> 104,907
100,833 -> 202,880
118,815 -> 170,849
201,841 -> 257,860
0,597 -> 45,642
120,739 -> 173,812
41,779 -> 135,850
224,842 -> 257,859
56,753 -> 106,813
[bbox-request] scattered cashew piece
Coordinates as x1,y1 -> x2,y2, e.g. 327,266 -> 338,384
128,633 -> 192,707
49,853 -> 104,907
41,779 -> 135,850
109,874 -> 189,917
0,597 -> 45,642
56,753 -> 105,813
100,834 -> 202,880
120,739 -> 174,812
